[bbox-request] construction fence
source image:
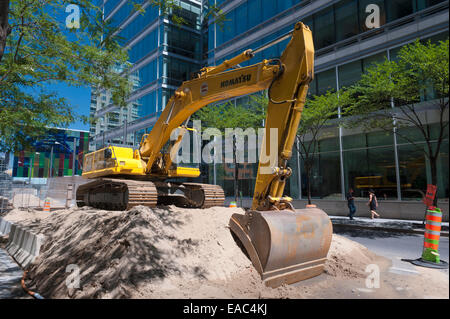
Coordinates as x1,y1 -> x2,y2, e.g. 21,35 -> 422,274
0,175 -> 87,213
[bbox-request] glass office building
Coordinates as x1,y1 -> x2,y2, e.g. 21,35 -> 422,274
12,128 -> 89,179
206,0 -> 449,201
90,0 -> 204,150
90,0 -> 448,201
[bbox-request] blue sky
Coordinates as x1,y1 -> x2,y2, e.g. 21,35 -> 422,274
44,5 -> 92,133
46,82 -> 91,132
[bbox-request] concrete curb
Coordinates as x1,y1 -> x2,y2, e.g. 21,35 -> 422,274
4,222 -> 45,269
0,218 -> 12,236
331,220 -> 449,237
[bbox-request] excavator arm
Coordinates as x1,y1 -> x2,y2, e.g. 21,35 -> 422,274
138,52 -> 280,176
140,22 -> 313,212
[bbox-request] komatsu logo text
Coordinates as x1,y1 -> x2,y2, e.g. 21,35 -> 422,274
220,74 -> 252,88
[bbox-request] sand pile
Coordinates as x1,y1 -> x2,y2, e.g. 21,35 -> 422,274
2,206 -> 381,299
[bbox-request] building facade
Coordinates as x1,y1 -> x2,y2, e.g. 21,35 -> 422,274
90,0 -> 205,150
91,0 -> 449,202
206,0 -> 449,201
11,128 -> 89,180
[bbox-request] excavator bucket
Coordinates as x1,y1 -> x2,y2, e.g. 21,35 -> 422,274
229,207 -> 332,288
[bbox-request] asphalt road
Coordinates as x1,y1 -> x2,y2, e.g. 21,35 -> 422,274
335,228 -> 449,275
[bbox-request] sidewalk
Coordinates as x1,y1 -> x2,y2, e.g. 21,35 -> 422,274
330,215 -> 449,237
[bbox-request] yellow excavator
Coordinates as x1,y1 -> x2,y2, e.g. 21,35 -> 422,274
77,22 -> 332,288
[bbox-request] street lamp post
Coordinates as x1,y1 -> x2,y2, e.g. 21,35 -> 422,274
48,145 -> 54,180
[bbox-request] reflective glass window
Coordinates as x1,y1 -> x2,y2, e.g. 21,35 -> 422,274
313,8 -> 335,49
235,4 -> 248,36
248,0 -> 262,29
316,69 -> 336,95
343,146 -> 398,199
262,0 -> 277,21
416,0 -> 446,10
338,60 -> 362,89
223,10 -> 235,43
397,143 -> 427,200
386,0 -> 414,22
208,26 -> 215,52
136,91 -> 157,117
279,0 -> 296,12
362,52 -> 387,72
335,0 -> 359,41
300,150 -> 342,199
104,0 -> 121,17
128,29 -> 158,63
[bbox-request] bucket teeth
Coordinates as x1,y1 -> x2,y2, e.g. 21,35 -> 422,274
229,207 -> 333,288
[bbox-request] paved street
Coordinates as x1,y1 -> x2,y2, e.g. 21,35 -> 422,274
334,227 -> 449,298
335,227 -> 449,274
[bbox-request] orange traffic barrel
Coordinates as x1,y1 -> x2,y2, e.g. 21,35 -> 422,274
422,206 -> 442,261
43,199 -> 51,212
401,206 -> 448,269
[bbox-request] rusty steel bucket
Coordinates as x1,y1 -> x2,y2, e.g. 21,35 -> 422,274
229,208 -> 333,288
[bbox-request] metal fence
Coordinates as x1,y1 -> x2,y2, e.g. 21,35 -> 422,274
0,161 -> 12,214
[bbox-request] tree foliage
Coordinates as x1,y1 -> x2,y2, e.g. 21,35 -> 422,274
0,0 -> 225,152
344,39 -> 449,200
295,90 -> 340,204
193,94 -> 266,134
0,0 -> 131,151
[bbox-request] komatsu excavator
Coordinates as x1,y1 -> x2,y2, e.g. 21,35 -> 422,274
77,22 -> 332,287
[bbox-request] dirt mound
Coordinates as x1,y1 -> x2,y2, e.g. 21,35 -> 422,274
325,234 -> 380,279
3,206 -> 382,298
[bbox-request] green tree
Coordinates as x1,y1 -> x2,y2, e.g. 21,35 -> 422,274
194,94 -> 266,203
295,91 -> 340,205
345,39 -> 449,205
0,0 -> 130,151
0,0 -> 225,152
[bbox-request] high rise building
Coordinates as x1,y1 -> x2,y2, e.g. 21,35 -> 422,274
90,0 -> 204,150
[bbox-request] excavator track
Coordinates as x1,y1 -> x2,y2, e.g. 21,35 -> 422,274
182,183 -> 225,208
76,179 -> 225,210
154,182 -> 225,208
76,178 -> 158,210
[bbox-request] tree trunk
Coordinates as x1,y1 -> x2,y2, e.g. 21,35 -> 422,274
233,135 -> 238,203
430,156 -> 439,207
0,0 -> 11,63
306,164 -> 312,205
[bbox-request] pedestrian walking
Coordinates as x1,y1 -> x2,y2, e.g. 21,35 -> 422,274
367,189 -> 380,219
346,188 -> 356,220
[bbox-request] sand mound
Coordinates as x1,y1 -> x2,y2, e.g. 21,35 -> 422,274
3,206 -> 381,299
325,234 -> 380,279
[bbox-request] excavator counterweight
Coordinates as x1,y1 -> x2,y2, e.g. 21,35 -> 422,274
77,21 -> 332,288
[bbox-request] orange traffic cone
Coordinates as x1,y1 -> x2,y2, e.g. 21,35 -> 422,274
43,198 -> 51,212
